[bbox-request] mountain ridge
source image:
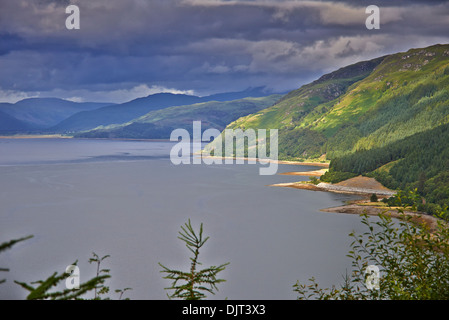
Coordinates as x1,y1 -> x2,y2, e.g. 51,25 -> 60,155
74,95 -> 282,139
51,87 -> 280,133
223,43 -> 449,160
0,98 -> 114,129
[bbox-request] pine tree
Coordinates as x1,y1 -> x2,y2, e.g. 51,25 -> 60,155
159,219 -> 229,300
0,235 -> 33,285
14,260 -> 110,300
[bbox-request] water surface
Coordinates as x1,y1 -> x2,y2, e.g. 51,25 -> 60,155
0,138 -> 365,300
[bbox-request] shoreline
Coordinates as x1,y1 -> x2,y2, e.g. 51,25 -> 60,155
0,135 -> 176,142
320,202 -> 441,233
74,137 -> 173,142
0,134 -> 71,139
198,155 -> 330,166
270,167 -> 441,231
279,168 -> 328,176
268,181 -> 396,196
270,179 -> 441,232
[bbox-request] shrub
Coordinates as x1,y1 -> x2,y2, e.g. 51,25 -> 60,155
309,176 -> 320,185
294,192 -> 449,300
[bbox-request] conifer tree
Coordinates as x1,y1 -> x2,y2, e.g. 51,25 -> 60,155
159,219 -> 229,300
14,260 -> 110,300
0,235 -> 33,285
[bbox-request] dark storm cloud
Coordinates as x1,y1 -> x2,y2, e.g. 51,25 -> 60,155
0,0 -> 448,102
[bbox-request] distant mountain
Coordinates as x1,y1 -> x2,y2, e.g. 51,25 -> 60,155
0,109 -> 36,133
52,88 -> 279,133
74,95 -> 282,139
51,93 -> 205,132
0,98 -> 113,128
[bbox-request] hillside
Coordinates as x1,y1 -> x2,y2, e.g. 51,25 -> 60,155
52,88 -> 277,133
211,43 -> 449,216
0,109 -> 36,133
324,122 -> 449,216
0,98 -> 112,128
74,95 -> 281,139
51,93 -> 207,132
224,44 -> 449,160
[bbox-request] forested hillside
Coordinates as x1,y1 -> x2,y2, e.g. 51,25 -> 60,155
323,123 -> 449,215
218,43 -> 449,215
227,44 -> 449,160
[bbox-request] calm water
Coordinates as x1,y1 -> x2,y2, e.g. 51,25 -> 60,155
0,138 -> 366,300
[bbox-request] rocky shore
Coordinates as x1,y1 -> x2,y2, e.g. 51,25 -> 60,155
269,175 -> 396,196
315,181 -> 396,196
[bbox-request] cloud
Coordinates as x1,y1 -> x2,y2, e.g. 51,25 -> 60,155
98,84 -> 196,102
0,89 -> 40,104
23,85 -> 196,103
0,0 -> 448,102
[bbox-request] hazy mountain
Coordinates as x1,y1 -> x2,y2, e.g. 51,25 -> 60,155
0,109 -> 36,133
74,95 -> 282,139
51,87 -> 279,133
51,93 -> 206,132
0,98 -> 113,128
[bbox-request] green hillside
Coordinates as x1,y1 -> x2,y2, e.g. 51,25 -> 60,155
211,43 -> 449,216
226,44 -> 449,160
325,122 -> 449,216
74,95 -> 281,139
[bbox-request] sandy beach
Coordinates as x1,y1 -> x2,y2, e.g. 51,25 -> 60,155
270,175 -> 396,196
279,168 -> 328,176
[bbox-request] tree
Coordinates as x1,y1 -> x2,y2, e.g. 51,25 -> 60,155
294,194 -> 449,300
418,171 -> 427,195
370,193 -> 378,202
12,251 -> 131,300
0,235 -> 33,285
2,234 -> 131,300
159,219 -> 229,300
88,252 -> 111,299
309,176 -> 320,185
14,260 -> 110,300
87,252 -> 132,300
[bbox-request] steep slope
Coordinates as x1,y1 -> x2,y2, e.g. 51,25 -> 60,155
74,95 -> 282,139
325,122 -> 449,216
226,44 -> 449,160
0,98 -> 112,128
229,57 -> 385,131
221,43 -> 449,217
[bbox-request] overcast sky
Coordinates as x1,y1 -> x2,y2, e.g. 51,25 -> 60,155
0,0 -> 448,103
